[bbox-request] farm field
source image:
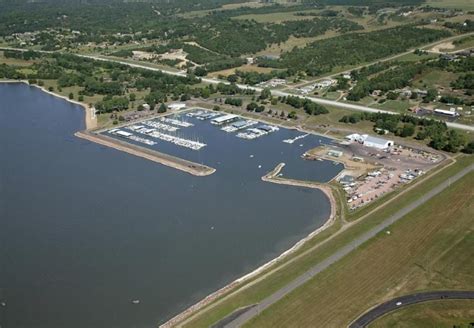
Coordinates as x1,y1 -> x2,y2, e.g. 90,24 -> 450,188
426,0 -> 474,11
244,166 -> 474,327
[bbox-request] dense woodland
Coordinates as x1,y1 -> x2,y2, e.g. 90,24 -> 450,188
0,0 -> 444,76
260,26 -> 451,76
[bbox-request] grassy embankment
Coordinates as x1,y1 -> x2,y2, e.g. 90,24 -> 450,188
244,157 -> 474,327
179,155 -> 473,327
369,300 -> 474,328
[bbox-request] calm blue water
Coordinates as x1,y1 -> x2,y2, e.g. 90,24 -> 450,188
103,110 -> 342,182
0,83 -> 341,328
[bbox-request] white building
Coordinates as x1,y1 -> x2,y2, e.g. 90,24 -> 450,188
363,135 -> 394,150
168,103 -> 186,110
316,79 -> 337,89
346,134 -> 394,150
434,108 -> 459,117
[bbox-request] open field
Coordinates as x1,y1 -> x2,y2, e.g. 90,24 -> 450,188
426,0 -> 474,11
177,155 -> 473,328
369,299 -> 474,328
233,9 -> 322,23
244,165 -> 474,327
207,64 -> 277,78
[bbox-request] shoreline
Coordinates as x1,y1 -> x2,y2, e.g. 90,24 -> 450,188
160,163 -> 338,328
1,80 -> 216,176
1,81 -> 338,327
0,80 -> 97,130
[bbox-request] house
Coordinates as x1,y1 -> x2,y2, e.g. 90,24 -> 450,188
342,73 -> 352,80
168,103 -> 186,110
315,79 -> 337,89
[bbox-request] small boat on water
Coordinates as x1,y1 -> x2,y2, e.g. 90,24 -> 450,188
131,299 -> 140,305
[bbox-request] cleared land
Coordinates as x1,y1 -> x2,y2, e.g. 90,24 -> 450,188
368,299 -> 474,328
243,161 -> 474,327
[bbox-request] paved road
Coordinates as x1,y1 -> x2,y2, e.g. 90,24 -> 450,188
218,164 -> 474,327
349,290 -> 474,328
2,40 -> 474,133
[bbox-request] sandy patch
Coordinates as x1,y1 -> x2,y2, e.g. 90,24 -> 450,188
431,42 -> 455,53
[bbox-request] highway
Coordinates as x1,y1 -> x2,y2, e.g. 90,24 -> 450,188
349,290 -> 474,328
215,164 -> 474,327
80,53 -> 474,132
1,40 -> 474,132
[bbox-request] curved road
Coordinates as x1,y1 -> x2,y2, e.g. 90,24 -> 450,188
2,33 -> 474,133
217,164 -> 474,327
349,290 -> 474,328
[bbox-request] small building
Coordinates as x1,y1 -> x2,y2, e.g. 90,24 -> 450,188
363,135 -> 394,150
327,150 -> 343,158
142,103 -> 151,111
168,103 -> 186,110
256,125 -> 274,133
345,133 -> 365,143
115,130 -> 133,138
316,79 -> 336,89
342,73 -> 352,80
211,114 -> 239,125
434,108 -> 459,117
339,175 -> 355,185
232,120 -> 248,129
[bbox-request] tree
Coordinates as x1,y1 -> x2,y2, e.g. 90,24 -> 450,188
158,103 -> 167,113
227,74 -> 238,83
386,91 -> 398,100
194,66 -> 207,77
259,87 -> 271,100
129,93 -> 136,102
397,123 -> 415,137
287,111 -> 297,119
423,88 -> 438,103
462,141 -> 474,154
68,92 -> 74,100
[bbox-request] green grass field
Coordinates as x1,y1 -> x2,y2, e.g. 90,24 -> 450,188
233,9 -> 322,24
369,300 -> 474,328
426,0 -> 474,11
181,156 -> 473,328
245,166 -> 474,327
377,99 -> 412,113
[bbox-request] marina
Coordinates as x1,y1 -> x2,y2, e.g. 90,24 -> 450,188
2,85 -> 342,328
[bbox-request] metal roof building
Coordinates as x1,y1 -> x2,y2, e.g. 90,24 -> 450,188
211,114 -> 238,125
363,135 -> 394,150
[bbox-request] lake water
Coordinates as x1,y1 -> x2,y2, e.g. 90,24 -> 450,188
0,83 -> 341,328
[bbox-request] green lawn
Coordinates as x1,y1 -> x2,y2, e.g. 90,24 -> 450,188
377,99 -> 412,113
181,156 -> 474,328
369,300 -> 474,328
245,166 -> 474,327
